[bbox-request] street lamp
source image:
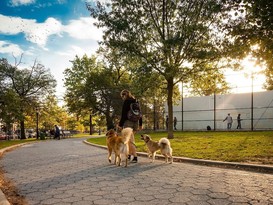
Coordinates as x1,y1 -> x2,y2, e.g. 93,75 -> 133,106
89,114 -> 93,135
36,108 -> 39,139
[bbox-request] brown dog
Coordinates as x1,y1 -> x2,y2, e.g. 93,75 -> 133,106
141,134 -> 173,163
106,127 -> 133,167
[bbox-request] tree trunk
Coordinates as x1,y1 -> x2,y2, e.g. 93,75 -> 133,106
106,115 -> 114,130
20,120 -> 26,139
167,78 -> 174,139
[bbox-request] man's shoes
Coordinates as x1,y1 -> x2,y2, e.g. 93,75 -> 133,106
132,157 -> 138,163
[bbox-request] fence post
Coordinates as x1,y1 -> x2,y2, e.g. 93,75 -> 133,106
181,81 -> 184,131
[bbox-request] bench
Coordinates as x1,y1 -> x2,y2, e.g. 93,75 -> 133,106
61,130 -> 73,138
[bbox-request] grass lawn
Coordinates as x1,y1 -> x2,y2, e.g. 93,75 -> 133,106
0,138 -> 36,150
86,131 -> 273,164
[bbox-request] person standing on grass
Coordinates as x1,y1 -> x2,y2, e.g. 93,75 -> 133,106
223,113 -> 233,130
174,117 -> 177,130
165,115 -> 169,130
237,114 -> 242,129
118,89 -> 142,163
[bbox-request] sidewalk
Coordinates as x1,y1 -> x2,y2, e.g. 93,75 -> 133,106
0,144 -> 27,205
0,139 -> 273,205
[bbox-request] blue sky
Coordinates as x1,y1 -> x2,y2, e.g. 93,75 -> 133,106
0,0 -> 102,100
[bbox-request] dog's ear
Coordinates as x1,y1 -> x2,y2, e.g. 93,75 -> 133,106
106,130 -> 111,136
106,129 -> 115,137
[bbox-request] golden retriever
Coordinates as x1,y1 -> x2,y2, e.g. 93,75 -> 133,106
106,127 -> 133,167
141,134 -> 173,163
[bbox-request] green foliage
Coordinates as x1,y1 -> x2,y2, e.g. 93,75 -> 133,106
0,58 -> 57,139
188,64 -> 231,96
87,0 -> 236,138
224,0 -> 273,89
64,55 -> 131,129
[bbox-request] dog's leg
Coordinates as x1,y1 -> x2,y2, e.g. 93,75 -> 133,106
169,154 -> 173,164
152,152 -> 156,163
117,154 -> 121,166
114,152 -> 118,165
163,154 -> 168,163
108,148 -> 112,163
148,152 -> 152,158
125,156 -> 128,167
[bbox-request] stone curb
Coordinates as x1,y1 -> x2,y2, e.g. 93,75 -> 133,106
0,143 -> 30,205
83,140 -> 273,174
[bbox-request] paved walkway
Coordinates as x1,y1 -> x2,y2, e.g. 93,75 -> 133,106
1,138 -> 273,205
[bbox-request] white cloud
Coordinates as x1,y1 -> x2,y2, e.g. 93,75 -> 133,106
9,0 -> 35,6
0,40 -> 24,57
24,17 -> 62,47
0,14 -> 62,48
0,14 -> 102,49
64,17 -> 103,41
0,14 -> 36,34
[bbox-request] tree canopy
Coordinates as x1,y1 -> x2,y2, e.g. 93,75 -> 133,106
0,57 -> 56,139
87,0 -> 236,138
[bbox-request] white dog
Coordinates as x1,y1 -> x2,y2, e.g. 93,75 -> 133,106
158,138 -> 173,163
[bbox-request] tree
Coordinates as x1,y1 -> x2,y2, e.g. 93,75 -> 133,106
188,64 -> 231,96
0,89 -> 22,134
87,0 -> 231,138
64,55 -> 131,130
224,0 -> 273,89
0,57 -> 56,139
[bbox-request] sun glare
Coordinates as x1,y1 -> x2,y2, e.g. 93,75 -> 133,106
225,55 -> 266,94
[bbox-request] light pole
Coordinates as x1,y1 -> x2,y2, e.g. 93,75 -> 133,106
89,114 -> 93,135
251,72 -> 254,131
36,108 -> 39,139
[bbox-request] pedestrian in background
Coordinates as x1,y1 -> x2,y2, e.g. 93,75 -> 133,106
165,115 -> 169,130
223,113 -> 233,130
54,125 -> 60,140
237,114 -> 242,129
174,117 -> 177,130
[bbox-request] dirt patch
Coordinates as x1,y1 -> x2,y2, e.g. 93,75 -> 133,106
0,165 -> 28,205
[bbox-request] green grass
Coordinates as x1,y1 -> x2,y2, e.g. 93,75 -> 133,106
0,138 -> 37,150
86,131 -> 273,164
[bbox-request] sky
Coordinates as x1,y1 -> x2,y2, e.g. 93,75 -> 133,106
0,0 -> 266,103
0,0 -> 103,102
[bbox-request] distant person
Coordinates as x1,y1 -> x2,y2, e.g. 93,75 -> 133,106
223,113 -> 233,130
174,117 -> 177,130
237,114 -> 242,129
54,125 -> 60,140
165,115 -> 169,130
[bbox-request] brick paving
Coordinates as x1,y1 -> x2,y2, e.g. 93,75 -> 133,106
1,138 -> 273,205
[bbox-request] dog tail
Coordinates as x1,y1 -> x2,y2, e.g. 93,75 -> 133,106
121,127 -> 133,144
158,138 -> 170,149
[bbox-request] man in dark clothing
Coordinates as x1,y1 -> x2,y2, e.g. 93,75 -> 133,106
237,114 -> 242,129
54,125 -> 60,140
